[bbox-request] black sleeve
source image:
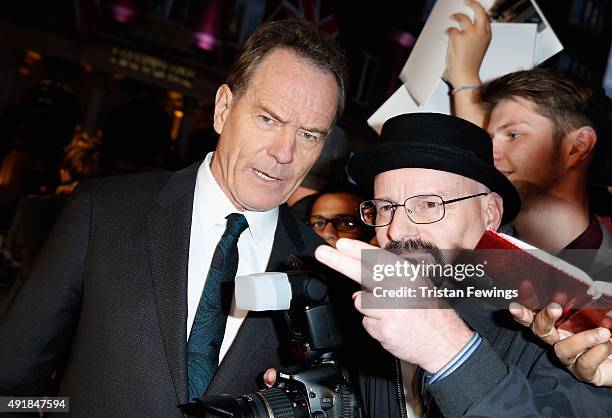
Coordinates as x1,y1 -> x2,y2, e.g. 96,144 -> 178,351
0,181 -> 92,396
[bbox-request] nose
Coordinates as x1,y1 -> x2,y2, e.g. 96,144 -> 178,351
268,128 -> 296,164
491,136 -> 504,164
321,222 -> 339,244
386,206 -> 420,243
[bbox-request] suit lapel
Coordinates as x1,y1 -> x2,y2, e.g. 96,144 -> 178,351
266,204 -> 307,271
148,163 -> 200,405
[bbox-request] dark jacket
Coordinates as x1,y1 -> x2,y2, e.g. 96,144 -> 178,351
3,160 -> 611,417
0,162 -> 330,416
358,300 -> 612,418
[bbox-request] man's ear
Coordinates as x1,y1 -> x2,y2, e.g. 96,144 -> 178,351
484,192 -> 504,230
213,84 -> 234,135
566,126 -> 597,169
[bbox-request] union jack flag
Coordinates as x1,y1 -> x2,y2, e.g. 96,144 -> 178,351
265,0 -> 338,36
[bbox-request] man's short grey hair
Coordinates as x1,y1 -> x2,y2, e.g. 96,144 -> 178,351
226,19 -> 347,120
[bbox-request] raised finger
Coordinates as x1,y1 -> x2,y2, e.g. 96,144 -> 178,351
317,239 -> 386,289
554,328 -> 610,366
574,341 -> 612,383
451,13 -> 474,31
532,303 -> 563,345
509,302 -> 535,327
263,368 -> 277,388
315,244 -> 364,286
466,0 -> 491,31
353,291 -> 384,319
336,238 -> 379,260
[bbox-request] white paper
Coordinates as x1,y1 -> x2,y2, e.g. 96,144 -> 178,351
399,0 -> 496,105
486,0 -> 563,63
400,0 -> 561,105
369,22 -> 537,135
479,23 -> 537,82
529,0 -> 563,63
367,81 -> 449,135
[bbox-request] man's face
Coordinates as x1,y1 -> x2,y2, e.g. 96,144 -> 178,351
374,168 -> 489,259
309,192 -> 368,247
488,97 -> 564,207
211,48 -> 338,211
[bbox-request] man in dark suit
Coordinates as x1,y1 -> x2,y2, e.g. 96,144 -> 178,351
0,20 -> 347,416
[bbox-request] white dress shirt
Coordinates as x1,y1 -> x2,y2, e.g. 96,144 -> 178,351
187,152 -> 278,362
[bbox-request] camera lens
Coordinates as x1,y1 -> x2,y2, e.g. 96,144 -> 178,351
250,387 -> 309,418
193,388 -> 309,418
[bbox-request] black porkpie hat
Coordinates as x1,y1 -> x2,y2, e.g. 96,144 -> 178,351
348,113 -> 521,224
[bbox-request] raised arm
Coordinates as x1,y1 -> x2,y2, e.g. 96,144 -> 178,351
446,0 -> 491,128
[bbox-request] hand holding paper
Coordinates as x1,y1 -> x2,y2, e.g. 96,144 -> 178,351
510,302 -> 612,387
399,0 -> 561,105
369,22 -> 537,133
446,0 -> 492,126
475,229 -> 612,333
369,0 -> 564,133
399,0 -> 496,105
445,0 -> 491,88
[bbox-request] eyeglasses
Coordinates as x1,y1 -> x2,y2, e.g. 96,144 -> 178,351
359,193 -> 489,227
308,214 -> 361,232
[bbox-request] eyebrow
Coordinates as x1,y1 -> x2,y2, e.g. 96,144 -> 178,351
258,104 -> 288,124
310,213 -> 358,219
374,191 -> 449,201
490,121 -> 532,133
257,104 -> 329,136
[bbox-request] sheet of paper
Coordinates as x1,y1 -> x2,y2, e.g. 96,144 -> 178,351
479,22 -> 537,81
400,0 -> 561,105
399,0 -> 496,105
369,22 -> 537,135
367,81 -> 449,135
532,0 -> 564,63
488,0 -> 563,64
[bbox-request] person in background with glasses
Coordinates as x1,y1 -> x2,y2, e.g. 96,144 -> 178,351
308,183 -> 373,248
312,113 -> 611,417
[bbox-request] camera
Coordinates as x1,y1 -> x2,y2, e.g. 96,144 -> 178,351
181,271 -> 361,418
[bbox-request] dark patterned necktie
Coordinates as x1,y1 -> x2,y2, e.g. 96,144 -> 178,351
187,213 -> 249,400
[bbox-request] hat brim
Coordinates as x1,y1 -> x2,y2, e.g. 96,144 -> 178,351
348,142 -> 521,225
